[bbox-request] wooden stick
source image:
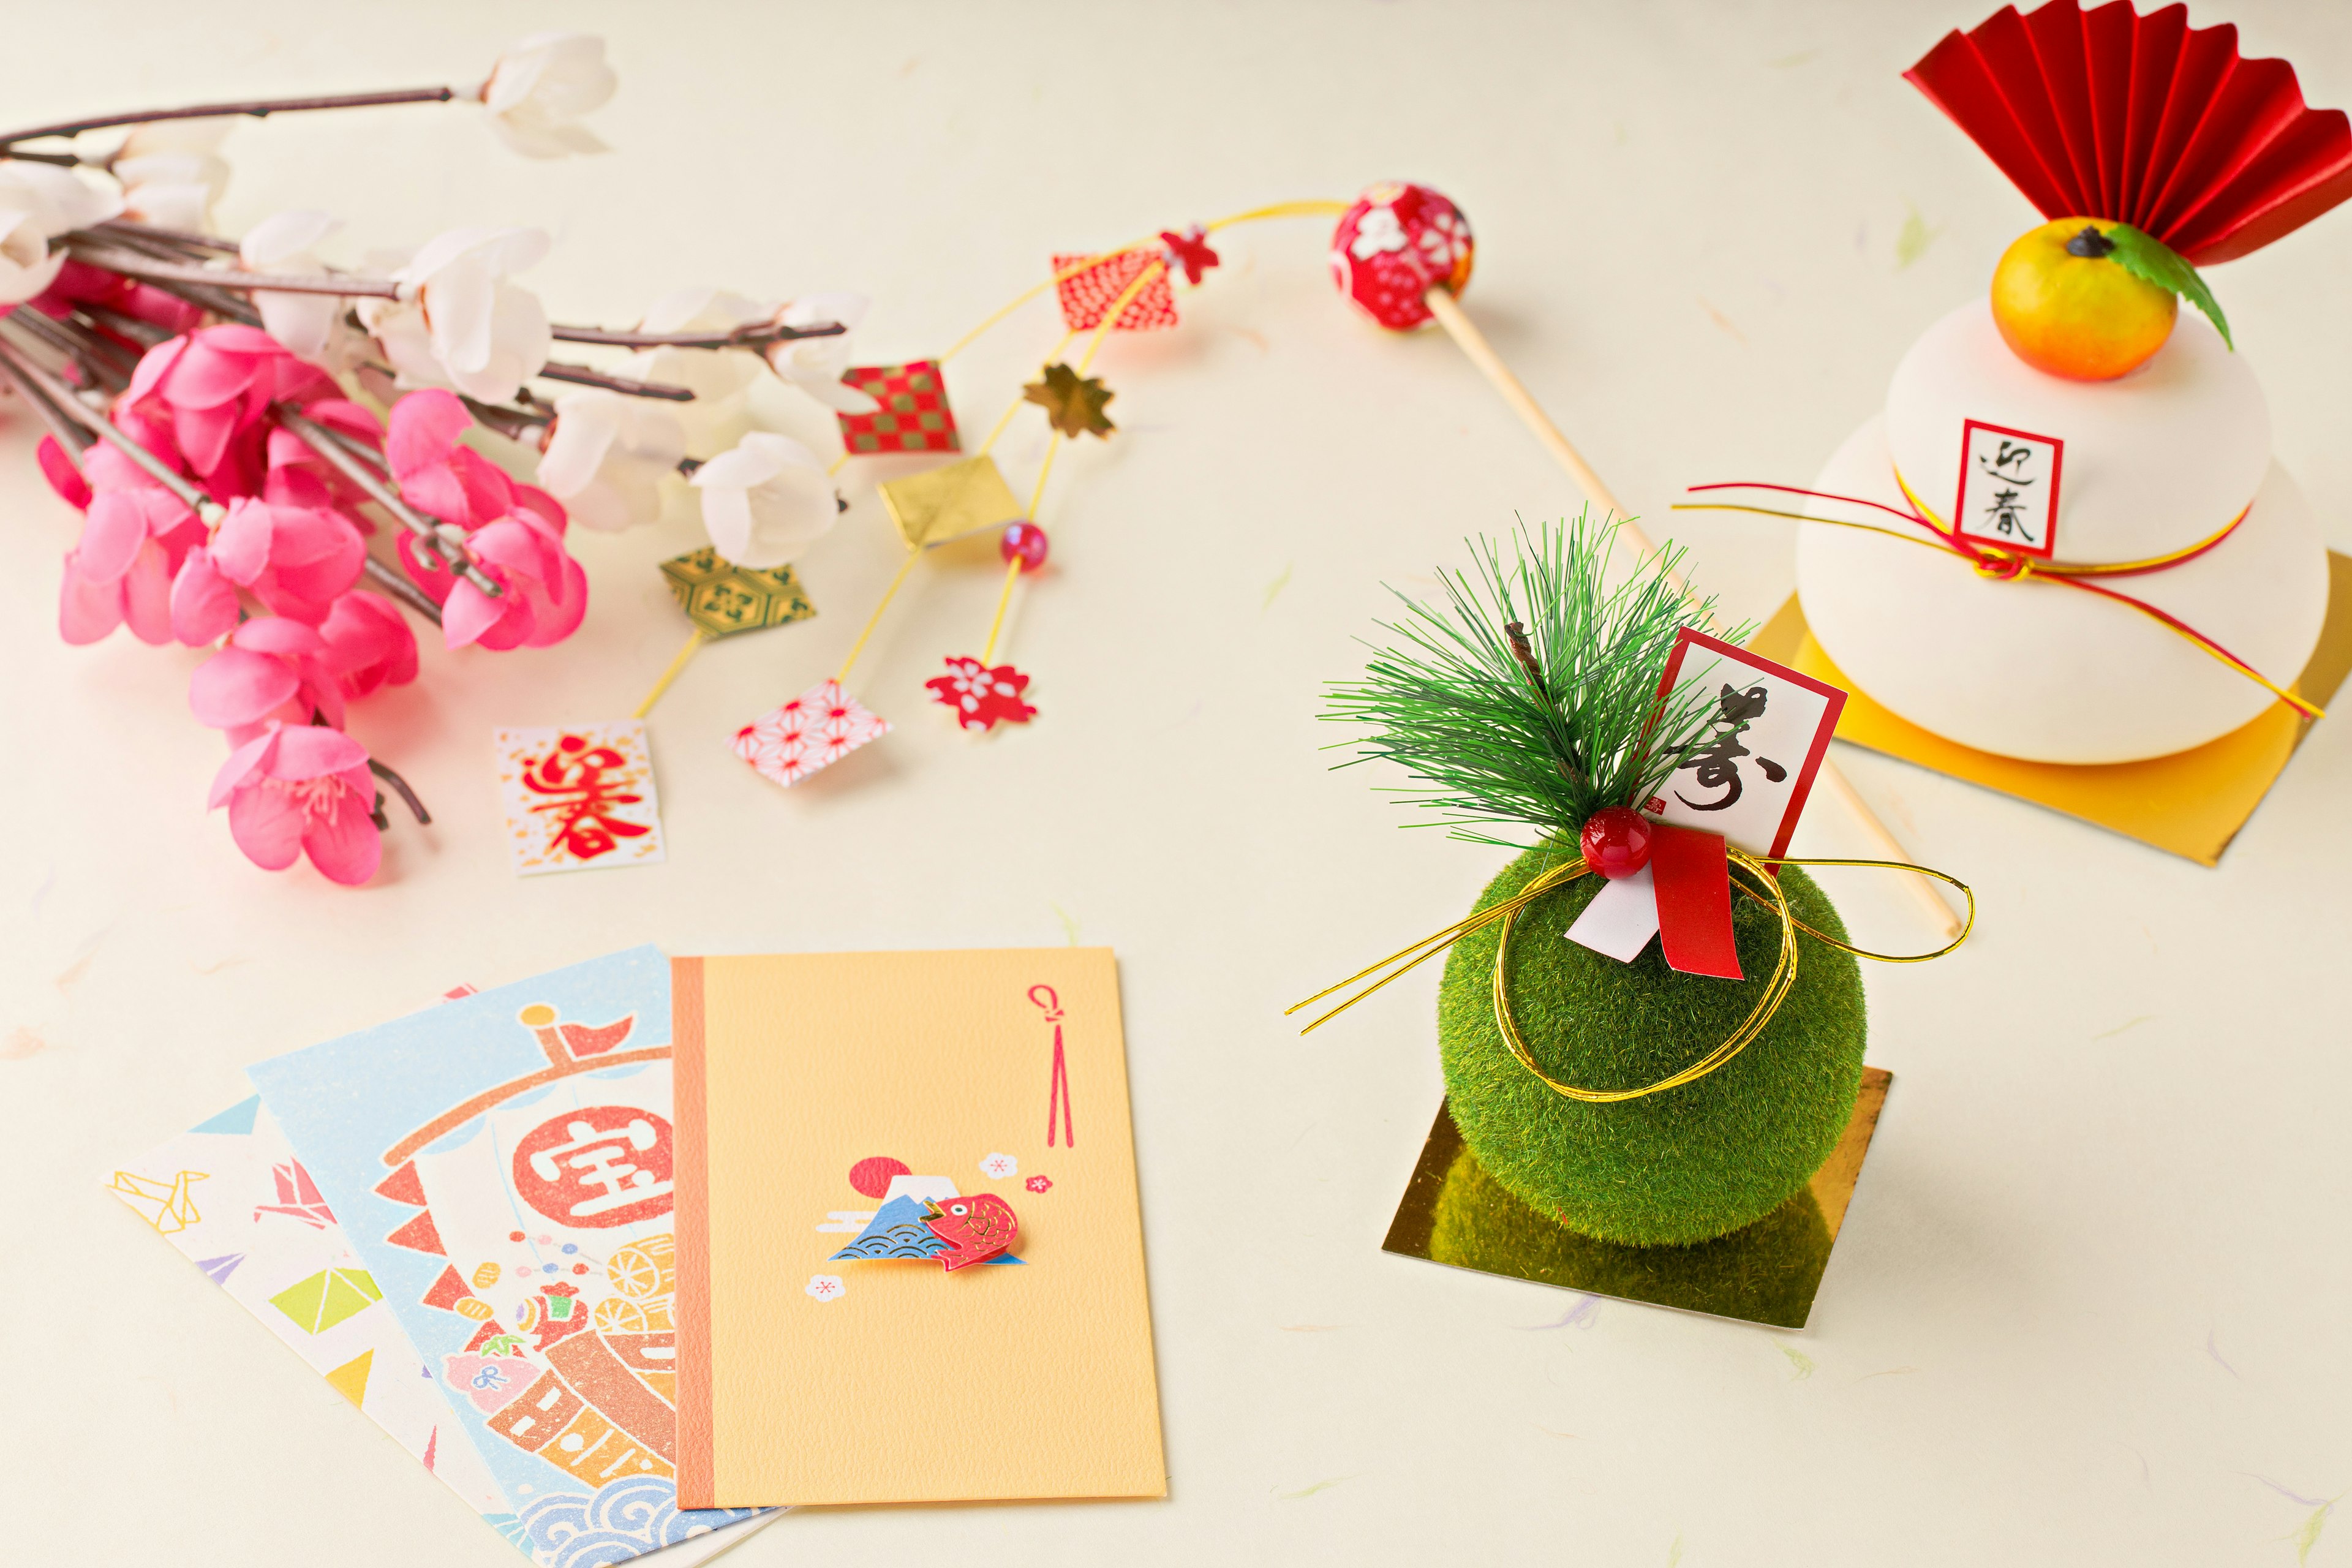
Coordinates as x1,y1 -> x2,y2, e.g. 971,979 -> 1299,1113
1420,285 -> 1964,941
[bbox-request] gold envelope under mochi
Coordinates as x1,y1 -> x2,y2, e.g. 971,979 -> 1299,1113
1749,552 -> 2352,865
671,949 -> 1165,1507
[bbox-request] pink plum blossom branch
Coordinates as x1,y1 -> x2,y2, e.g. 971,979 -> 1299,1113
0,325 -> 223,521
358,556 -> 447,625
0,86 -> 461,149
368,757 -> 432,824
274,407 -> 505,598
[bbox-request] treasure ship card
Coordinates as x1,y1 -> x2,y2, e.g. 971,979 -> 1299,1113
246,947 -> 767,1564
672,948 -> 1166,1507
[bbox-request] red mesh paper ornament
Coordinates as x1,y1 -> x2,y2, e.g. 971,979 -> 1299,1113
1907,0 -> 2352,264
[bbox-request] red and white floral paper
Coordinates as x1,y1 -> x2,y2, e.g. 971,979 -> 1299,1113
925,657 -> 1037,732
731,679 -> 890,788
493,720 -> 666,877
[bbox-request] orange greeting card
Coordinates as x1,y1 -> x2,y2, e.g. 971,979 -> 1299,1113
671,948 -> 1166,1507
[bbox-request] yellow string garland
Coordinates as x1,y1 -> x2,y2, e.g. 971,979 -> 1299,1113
1289,850 -> 1975,1104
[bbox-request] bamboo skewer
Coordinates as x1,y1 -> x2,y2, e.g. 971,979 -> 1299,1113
1420,284 -> 1965,942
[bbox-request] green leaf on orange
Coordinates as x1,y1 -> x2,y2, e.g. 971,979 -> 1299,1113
2103,223 -> 2232,350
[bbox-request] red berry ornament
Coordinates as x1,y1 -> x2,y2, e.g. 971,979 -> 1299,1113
1329,181 -> 1476,331
1000,521 -> 1049,573
1579,807 -> 1654,880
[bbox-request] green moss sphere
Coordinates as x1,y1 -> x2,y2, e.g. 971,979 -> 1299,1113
1428,1145 -> 1833,1325
1438,845 -> 1865,1246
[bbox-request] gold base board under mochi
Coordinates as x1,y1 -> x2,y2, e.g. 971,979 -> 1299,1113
1747,552 -> 2352,866
1381,1068 -> 1890,1331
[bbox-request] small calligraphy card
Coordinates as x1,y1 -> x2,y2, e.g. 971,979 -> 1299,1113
494,721 -> 666,877
1646,630 -> 1847,862
1953,419 -> 2063,557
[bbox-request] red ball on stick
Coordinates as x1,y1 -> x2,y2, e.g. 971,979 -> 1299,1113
1329,181 -> 1476,331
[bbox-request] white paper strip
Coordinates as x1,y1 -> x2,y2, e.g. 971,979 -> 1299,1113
1564,865 -> 1660,962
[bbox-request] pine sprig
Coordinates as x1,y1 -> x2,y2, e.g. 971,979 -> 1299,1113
1323,513 -> 1747,849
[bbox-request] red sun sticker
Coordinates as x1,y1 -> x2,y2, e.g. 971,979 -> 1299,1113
848,1156 -> 911,1199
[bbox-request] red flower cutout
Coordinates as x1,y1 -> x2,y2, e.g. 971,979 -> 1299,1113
926,656 -> 1037,732
1158,224 -> 1221,285
1025,1175 -> 1052,1194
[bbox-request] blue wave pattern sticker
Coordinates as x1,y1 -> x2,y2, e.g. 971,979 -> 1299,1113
521,1479 -> 761,1568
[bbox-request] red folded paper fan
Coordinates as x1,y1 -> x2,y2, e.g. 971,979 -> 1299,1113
1907,0 -> 2352,263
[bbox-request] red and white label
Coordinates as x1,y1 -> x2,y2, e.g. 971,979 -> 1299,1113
1646,630 -> 1845,862
1953,419 -> 2063,557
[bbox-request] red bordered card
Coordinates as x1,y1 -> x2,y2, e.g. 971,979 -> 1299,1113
1645,629 -> 1847,861
1953,418 -> 2063,558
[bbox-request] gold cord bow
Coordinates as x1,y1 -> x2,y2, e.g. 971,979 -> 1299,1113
1288,851 -> 1973,1103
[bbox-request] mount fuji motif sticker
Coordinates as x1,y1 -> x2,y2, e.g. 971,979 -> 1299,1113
1953,419 -> 2063,557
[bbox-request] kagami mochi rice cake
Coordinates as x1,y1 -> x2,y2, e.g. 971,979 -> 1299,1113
1782,0 -> 2352,764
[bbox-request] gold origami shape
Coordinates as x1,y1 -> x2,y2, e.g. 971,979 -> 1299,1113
659,548 -> 817,639
877,454 -> 1025,549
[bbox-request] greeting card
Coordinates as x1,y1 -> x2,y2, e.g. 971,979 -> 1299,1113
246,948 -> 767,1564
108,1097 -> 508,1517
671,948 -> 1165,1507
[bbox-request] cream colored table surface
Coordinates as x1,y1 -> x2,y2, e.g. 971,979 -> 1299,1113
7,2 -> 2351,1563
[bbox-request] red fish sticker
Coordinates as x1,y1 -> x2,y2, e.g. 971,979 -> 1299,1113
922,1193 -> 1019,1272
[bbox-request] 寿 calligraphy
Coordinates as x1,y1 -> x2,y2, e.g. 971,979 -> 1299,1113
1674,683 -> 1790,812
521,734 -> 650,861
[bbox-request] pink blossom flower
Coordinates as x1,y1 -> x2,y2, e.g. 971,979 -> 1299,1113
58,484 -> 204,646
34,258 -> 202,334
34,435 -> 89,508
208,722 -> 382,885
120,325 -> 337,496
1024,1175 -> 1052,1194
263,398 -> 383,511
192,497 -> 366,627
385,389 -> 587,649
318,590 -> 418,698
187,615 -> 344,741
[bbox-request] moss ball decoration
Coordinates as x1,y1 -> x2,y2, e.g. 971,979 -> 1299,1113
1428,1144 -> 1833,1325
1437,844 -> 1865,1246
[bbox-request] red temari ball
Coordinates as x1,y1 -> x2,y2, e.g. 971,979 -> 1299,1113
848,1155 -> 911,1199
1329,181 -> 1475,331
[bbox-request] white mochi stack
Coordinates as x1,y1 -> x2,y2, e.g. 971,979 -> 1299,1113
1795,301 -> 2330,763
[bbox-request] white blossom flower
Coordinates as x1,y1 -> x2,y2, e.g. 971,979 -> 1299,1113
634,286 -> 769,405
240,210 -> 350,365
690,432 -> 836,568
114,119 -> 232,232
766,292 -> 879,415
804,1273 -> 845,1303
536,388 -> 687,532
478,33 -> 617,159
979,1152 -> 1019,1180
361,227 -> 552,402
0,160 -> 120,304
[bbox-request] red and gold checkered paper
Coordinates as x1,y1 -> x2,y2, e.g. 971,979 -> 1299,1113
835,361 -> 962,455
1052,251 -> 1177,332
